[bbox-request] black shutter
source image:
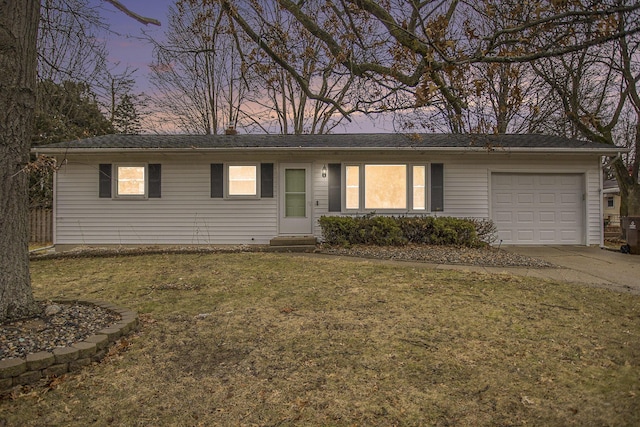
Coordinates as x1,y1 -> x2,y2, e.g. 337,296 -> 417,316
431,163 -> 444,212
260,163 -> 274,198
210,163 -> 224,198
148,164 -> 161,198
328,163 -> 342,212
98,164 -> 112,198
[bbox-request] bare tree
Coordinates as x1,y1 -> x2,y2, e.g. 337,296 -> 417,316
238,1 -> 358,134
148,1 -> 249,134
531,9 -> 640,215
38,0 -> 109,87
221,1 -> 640,128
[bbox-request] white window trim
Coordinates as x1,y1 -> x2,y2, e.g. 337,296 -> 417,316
342,163 -> 431,214
113,163 -> 148,199
225,163 -> 260,199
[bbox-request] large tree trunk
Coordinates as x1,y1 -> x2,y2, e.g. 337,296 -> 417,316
0,0 -> 40,321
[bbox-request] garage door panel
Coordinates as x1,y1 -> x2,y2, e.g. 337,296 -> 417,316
495,193 -> 512,204
539,193 -> 556,204
495,212 -> 513,222
516,176 -> 535,186
561,230 -> 579,242
517,230 -> 534,241
517,212 -> 534,222
498,229 -> 513,242
539,176 -> 557,186
539,211 -> 556,222
561,175 -> 581,186
539,230 -> 557,241
492,173 -> 583,245
560,211 -> 578,222
561,193 -> 579,204
517,193 -> 534,204
493,174 -> 513,186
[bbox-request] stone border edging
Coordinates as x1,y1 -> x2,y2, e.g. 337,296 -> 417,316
0,300 -> 139,391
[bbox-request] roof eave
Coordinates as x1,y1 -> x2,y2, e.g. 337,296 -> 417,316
31,146 -> 627,155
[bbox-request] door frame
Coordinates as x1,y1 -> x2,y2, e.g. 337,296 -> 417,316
278,163 -> 313,235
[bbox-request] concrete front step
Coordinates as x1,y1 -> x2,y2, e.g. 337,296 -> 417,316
265,245 -> 317,253
269,236 -> 317,247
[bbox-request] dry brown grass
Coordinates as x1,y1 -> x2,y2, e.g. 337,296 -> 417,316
1,252 -> 639,426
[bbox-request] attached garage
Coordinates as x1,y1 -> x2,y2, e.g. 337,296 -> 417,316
491,173 -> 584,245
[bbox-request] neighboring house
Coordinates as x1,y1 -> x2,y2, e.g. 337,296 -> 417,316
33,133 -> 623,250
603,178 -> 621,226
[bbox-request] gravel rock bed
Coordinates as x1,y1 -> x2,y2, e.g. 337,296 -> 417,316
0,301 -> 121,360
320,244 -> 555,268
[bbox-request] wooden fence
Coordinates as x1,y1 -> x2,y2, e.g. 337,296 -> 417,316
29,208 -> 53,243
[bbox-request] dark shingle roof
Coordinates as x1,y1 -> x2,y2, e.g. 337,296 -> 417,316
32,133 -> 623,154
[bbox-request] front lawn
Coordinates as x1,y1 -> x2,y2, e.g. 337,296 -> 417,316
2,252 -> 639,426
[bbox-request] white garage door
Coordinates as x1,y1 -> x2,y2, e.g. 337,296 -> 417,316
491,173 -> 584,245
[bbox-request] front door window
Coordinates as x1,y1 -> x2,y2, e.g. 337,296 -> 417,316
285,169 -> 306,217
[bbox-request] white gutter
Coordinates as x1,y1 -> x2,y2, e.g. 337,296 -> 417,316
32,146 -> 627,155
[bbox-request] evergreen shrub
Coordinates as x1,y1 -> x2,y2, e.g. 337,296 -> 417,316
319,214 -> 490,247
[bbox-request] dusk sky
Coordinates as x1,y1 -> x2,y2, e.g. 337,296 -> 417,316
92,0 -> 395,133
95,0 -> 173,91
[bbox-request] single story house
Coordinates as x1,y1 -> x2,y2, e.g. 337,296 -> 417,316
32,133 -> 624,250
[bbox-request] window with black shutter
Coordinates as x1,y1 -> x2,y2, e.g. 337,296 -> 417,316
98,164 -> 112,198
148,164 -> 161,198
328,164 -> 341,212
210,163 -> 224,198
260,163 -> 274,198
430,163 -> 444,212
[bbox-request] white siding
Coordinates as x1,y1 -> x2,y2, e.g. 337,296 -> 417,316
442,163 -> 489,218
312,162 -> 330,239
55,159 -> 277,245
586,167 -> 602,245
53,152 -> 604,247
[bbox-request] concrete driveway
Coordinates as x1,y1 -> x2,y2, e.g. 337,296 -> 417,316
502,246 -> 640,295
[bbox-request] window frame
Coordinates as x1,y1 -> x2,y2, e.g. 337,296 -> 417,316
113,163 -> 148,199
225,163 -> 260,199
342,163 -> 432,214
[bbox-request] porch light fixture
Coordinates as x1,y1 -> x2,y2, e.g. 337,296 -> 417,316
322,165 -> 327,178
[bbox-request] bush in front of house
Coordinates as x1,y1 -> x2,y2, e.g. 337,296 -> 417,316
319,215 -> 490,247
318,215 -> 405,246
464,217 -> 499,245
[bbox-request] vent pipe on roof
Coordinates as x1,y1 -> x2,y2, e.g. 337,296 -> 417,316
225,126 -> 238,135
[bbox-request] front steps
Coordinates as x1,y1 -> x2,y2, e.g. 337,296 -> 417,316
268,236 -> 317,253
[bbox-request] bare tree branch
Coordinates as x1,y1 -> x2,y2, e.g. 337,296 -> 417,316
103,0 -> 160,26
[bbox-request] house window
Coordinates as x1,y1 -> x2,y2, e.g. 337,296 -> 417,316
116,166 -> 146,196
413,165 -> 426,210
210,163 -> 273,199
607,197 -> 614,208
340,163 -> 441,212
345,165 -> 360,209
228,165 -> 257,197
98,163 -> 161,199
365,164 -> 407,209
